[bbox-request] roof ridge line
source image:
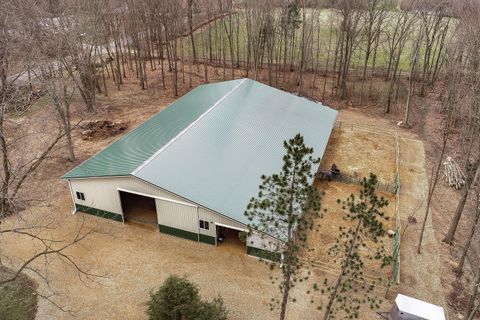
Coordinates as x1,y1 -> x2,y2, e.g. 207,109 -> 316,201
132,78 -> 247,176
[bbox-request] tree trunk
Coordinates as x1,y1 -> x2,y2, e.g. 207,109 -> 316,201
62,114 -> 75,162
418,135 -> 448,253
466,268 -> 480,319
404,32 -> 421,124
279,249 -> 292,320
443,161 -> 480,244
455,193 -> 480,273
0,126 -> 10,215
323,219 -> 362,319
322,21 -> 333,100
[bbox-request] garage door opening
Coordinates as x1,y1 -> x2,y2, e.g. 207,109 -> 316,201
119,191 -> 158,226
216,225 -> 247,254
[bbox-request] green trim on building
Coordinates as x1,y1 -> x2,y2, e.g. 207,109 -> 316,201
199,234 -> 215,245
159,224 -> 198,242
75,204 -> 123,222
247,246 -> 281,262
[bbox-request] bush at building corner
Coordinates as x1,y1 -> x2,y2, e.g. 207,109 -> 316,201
238,231 -> 246,243
146,275 -> 228,320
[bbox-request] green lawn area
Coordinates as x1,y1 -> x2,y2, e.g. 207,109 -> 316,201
180,8 -> 452,73
0,267 -> 38,320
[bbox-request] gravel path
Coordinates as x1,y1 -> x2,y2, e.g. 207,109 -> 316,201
2,198 -> 322,320
397,138 -> 446,309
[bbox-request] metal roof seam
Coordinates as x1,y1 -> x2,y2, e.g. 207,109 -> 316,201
131,78 -> 247,176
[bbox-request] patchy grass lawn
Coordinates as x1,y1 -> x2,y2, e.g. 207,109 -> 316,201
182,9 -> 438,73
0,267 -> 38,320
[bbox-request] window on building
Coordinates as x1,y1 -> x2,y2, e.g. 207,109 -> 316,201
76,192 -> 85,201
199,220 -> 209,230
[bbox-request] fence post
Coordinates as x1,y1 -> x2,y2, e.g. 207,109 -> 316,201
394,135 -> 401,284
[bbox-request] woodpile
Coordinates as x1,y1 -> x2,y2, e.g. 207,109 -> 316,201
443,156 -> 465,189
79,120 -> 128,141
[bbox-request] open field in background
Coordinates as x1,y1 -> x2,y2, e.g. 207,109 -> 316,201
3,8 -> 424,80
179,9 -> 454,75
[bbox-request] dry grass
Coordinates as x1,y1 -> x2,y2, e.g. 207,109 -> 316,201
0,267 -> 38,320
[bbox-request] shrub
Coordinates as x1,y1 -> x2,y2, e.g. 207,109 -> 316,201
146,275 -> 228,320
238,231 -> 246,243
191,297 -> 228,320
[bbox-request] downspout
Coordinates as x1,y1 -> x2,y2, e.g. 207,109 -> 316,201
67,179 -> 77,215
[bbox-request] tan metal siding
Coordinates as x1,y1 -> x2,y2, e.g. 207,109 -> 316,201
247,232 -> 282,252
197,208 -> 215,237
69,176 -> 195,216
69,176 -> 247,239
70,178 -> 123,214
198,207 -> 247,237
156,199 -> 198,233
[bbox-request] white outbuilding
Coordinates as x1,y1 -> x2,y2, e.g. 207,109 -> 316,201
390,294 -> 446,320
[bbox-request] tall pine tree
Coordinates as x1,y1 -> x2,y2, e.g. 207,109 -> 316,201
245,134 -> 323,320
322,173 -> 392,319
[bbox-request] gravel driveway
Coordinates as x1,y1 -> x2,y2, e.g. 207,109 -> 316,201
3,196 -> 321,320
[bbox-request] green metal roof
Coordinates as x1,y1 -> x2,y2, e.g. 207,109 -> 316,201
62,79 -> 244,179
64,79 -> 338,226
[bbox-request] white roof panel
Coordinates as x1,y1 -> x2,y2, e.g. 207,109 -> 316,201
395,294 -> 446,320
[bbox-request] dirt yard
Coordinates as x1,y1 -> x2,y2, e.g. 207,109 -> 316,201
395,137 -> 446,308
306,180 -> 397,280
320,126 -> 397,184
2,198 -> 322,320
312,121 -> 447,316
305,123 -> 400,308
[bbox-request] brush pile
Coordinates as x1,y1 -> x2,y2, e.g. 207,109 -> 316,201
79,120 -> 128,140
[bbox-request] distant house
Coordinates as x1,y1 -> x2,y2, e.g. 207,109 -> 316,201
62,79 -> 337,259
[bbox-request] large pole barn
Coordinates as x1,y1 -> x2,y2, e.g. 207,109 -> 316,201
62,79 -> 337,259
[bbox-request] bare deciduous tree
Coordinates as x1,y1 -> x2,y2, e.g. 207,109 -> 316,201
454,193 -> 480,273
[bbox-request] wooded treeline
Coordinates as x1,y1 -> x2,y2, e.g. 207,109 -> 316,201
2,0 -> 456,109
0,0 -> 461,211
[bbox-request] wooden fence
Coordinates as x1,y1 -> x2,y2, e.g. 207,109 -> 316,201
333,121 -> 402,285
